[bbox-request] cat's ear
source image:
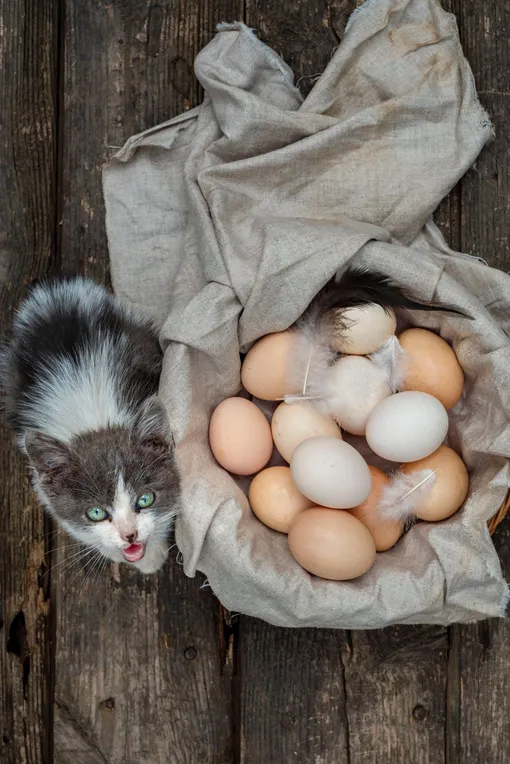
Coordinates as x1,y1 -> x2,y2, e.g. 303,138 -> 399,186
133,396 -> 172,450
25,433 -> 70,476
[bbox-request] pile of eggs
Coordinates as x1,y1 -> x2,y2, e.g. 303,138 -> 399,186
208,304 -> 469,581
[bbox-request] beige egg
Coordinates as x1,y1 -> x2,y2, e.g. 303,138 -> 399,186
271,401 -> 342,463
398,328 -> 464,409
328,304 -> 397,355
288,508 -> 376,580
349,466 -> 402,551
241,331 -> 299,401
400,445 -> 469,521
209,397 -> 273,476
327,356 -> 391,435
249,466 -> 314,533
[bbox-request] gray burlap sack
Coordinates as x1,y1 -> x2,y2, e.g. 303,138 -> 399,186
103,0 -> 510,628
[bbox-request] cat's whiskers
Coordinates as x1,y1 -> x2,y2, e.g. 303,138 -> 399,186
42,543 -> 104,580
78,550 -> 108,598
64,548 -> 105,600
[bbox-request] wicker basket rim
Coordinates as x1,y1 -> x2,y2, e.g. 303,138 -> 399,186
488,489 -> 510,535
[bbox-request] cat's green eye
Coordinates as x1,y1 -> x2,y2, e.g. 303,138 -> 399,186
86,506 -> 108,522
136,491 -> 155,510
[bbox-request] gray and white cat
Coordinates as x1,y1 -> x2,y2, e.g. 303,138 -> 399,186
1,277 -> 180,574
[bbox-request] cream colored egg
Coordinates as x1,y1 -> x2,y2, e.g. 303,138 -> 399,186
241,331 -> 299,401
271,401 -> 342,463
327,356 -> 391,435
365,391 -> 449,462
349,466 -> 402,551
290,436 -> 372,508
249,466 -> 314,533
209,397 -> 273,476
400,446 -> 469,521
329,304 -> 397,355
398,328 -> 464,409
288,508 -> 376,580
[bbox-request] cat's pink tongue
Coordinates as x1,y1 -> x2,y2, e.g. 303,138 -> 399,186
122,543 -> 145,562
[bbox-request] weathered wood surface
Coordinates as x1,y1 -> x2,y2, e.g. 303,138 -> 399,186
0,0 -> 509,763
0,1 -> 58,763
444,2 -> 510,761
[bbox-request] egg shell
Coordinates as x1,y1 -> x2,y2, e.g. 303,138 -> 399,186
329,304 -> 397,355
249,466 -> 314,533
209,397 -> 273,476
400,446 -> 469,521
349,466 -> 402,551
365,391 -> 449,462
271,401 -> 342,463
290,436 -> 372,508
327,356 -> 391,435
241,331 -> 299,401
398,328 -> 464,409
288,508 -> 376,580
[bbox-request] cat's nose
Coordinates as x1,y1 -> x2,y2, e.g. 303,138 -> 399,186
123,532 -> 138,544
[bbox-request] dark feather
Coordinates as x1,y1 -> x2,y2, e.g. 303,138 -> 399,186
306,266 -> 471,319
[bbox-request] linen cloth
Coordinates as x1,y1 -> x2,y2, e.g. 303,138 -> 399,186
103,0 -> 510,627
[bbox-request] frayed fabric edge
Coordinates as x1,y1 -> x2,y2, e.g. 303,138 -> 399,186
216,21 -> 256,33
345,0 -> 378,32
216,20 -> 301,98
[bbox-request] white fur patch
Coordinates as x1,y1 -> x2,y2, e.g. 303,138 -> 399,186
23,338 -> 133,442
15,279 -> 110,330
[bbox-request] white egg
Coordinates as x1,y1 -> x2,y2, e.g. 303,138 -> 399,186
290,436 -> 372,509
365,391 -> 449,462
329,304 -> 397,355
327,356 -> 391,435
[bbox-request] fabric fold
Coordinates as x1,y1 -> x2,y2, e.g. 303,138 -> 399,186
103,0 -> 510,628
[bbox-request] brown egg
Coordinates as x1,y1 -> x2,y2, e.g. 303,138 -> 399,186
288,508 -> 376,580
209,397 -> 273,476
398,328 -> 464,409
349,466 -> 403,551
241,331 -> 298,401
400,445 -> 469,521
271,401 -> 342,463
249,467 -> 314,533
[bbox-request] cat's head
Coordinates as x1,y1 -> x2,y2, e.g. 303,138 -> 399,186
25,397 -> 180,573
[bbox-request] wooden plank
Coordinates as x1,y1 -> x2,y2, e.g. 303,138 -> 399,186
445,1 -> 510,761
0,1 -> 58,762
345,626 -> 448,764
239,4 -> 452,764
238,619 -> 349,764
53,2 -> 243,762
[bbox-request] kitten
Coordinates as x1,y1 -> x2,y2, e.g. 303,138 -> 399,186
1,277 -> 180,574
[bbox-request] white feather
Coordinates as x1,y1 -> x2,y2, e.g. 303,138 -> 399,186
369,335 -> 408,393
378,469 -> 437,524
284,321 -> 338,405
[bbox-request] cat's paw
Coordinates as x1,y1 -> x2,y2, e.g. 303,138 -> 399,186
132,539 -> 169,574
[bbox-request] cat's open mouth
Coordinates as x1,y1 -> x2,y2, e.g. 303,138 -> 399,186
122,542 -> 146,563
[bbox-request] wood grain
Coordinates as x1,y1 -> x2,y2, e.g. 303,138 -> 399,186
53,2 -> 242,762
445,2 -> 510,762
345,627 -> 448,764
0,1 -> 58,762
246,0 -> 356,96
238,619 -> 349,764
